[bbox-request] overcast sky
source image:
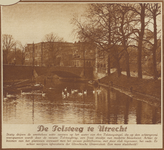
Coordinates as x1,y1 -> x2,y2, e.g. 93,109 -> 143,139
2,2 -> 88,45
2,2 -> 162,46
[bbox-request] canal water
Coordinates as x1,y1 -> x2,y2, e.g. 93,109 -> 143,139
3,79 -> 161,124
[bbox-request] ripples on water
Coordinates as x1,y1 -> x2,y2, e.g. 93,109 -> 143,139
3,80 -> 161,124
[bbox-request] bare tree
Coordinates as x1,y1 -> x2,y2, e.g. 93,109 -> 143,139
3,34 -> 16,64
72,4 -> 119,75
16,41 -> 27,65
146,3 -> 161,79
129,3 -> 149,79
72,3 -> 161,79
129,3 -> 161,79
113,4 -> 138,78
43,32 -> 64,66
44,32 -> 63,42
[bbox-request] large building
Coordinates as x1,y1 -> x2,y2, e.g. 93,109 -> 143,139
72,42 -> 95,67
25,42 -> 45,66
24,41 -> 96,68
94,49 -> 109,79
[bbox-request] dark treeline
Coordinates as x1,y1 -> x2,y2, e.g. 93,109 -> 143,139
2,32 -> 64,66
3,3 -> 161,80
3,34 -> 26,65
72,3 -> 161,80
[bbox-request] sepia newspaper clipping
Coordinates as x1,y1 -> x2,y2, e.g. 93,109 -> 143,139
1,0 -> 163,149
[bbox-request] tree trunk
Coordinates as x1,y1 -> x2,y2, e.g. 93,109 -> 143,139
4,54 -> 8,64
108,13 -> 111,76
126,51 -> 130,78
137,4 -> 145,79
120,11 -> 130,78
108,55 -> 111,75
3,50 -> 8,64
138,42 -> 142,78
116,57 -> 121,77
153,13 -> 158,80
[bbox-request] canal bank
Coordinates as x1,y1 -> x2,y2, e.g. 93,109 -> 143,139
98,72 -> 161,107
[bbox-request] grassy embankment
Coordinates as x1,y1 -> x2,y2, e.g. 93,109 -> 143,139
99,72 -> 161,106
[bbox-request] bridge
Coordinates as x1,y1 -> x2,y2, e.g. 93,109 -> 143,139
3,65 -> 93,81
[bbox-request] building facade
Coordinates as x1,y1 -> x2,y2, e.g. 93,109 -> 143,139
25,41 -> 96,68
25,42 -> 46,66
71,42 -> 95,68
94,49 -> 109,79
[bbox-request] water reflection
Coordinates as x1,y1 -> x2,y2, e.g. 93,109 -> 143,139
3,80 -> 161,124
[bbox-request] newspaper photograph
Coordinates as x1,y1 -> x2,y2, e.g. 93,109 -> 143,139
1,0 -> 163,149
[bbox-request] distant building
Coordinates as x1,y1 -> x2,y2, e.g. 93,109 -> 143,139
72,42 -> 95,68
25,41 -> 96,68
94,49 -> 109,79
25,42 -> 45,66
25,42 -> 74,66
